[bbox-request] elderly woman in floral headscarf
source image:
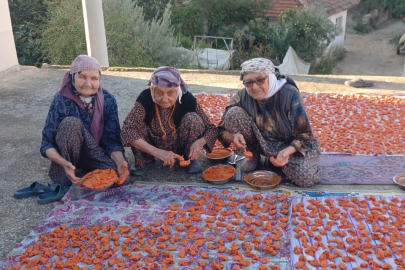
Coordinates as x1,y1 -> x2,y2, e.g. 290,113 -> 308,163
217,58 -> 321,187
121,66 -> 217,176
39,55 -> 127,202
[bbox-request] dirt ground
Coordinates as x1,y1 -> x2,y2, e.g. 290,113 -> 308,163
333,12 -> 405,76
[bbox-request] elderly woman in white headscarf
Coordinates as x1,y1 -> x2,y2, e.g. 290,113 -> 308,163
121,66 -> 218,176
217,58 -> 321,187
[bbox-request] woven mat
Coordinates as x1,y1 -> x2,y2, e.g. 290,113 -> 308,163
1,184 -> 292,269
319,154 -> 405,185
2,183 -> 405,269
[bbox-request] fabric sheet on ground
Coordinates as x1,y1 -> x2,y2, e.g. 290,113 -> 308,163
1,185 -> 292,269
3,184 -> 405,269
290,196 -> 405,269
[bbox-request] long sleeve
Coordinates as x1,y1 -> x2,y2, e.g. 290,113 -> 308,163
288,91 -> 314,156
121,102 -> 148,147
40,94 -> 70,158
195,102 -> 218,152
99,92 -> 125,156
217,91 -> 241,148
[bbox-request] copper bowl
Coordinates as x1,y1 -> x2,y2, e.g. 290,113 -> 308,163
393,173 -> 405,190
202,164 -> 235,185
244,171 -> 282,190
204,148 -> 232,163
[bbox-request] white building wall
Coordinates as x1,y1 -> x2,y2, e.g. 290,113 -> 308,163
327,10 -> 347,50
0,0 -> 18,72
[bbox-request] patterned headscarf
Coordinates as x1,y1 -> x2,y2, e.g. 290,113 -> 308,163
148,66 -> 188,104
70,55 -> 101,74
58,55 -> 104,144
240,58 -> 286,100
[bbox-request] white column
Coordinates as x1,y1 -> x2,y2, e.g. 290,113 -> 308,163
0,0 -> 18,72
403,58 -> 405,77
81,0 -> 109,67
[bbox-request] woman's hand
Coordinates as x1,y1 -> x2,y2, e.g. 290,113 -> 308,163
269,146 -> 296,167
156,149 -> 179,168
63,162 -> 80,185
229,133 -> 246,149
189,138 -> 205,160
110,151 -> 128,180
117,160 -> 129,178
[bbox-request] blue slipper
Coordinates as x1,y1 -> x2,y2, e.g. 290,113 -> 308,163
187,160 -> 202,174
14,182 -> 57,199
37,184 -> 70,204
130,160 -> 156,176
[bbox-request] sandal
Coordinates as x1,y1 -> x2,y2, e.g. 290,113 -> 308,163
13,182 -> 57,199
37,184 -> 71,204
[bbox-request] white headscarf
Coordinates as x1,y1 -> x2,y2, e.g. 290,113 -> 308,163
241,58 -> 286,99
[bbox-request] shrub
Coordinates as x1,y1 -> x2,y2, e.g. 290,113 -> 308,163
276,7 -> 338,63
41,0 -> 192,68
227,8 -> 337,69
354,21 -> 370,34
309,46 -> 345,74
8,0 -> 50,67
41,0 -> 87,65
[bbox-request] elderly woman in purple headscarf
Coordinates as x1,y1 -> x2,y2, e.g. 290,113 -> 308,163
39,55 -> 127,201
121,66 -> 218,175
217,58 -> 321,187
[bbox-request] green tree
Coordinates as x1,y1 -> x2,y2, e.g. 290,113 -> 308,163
41,0 -> 87,65
171,0 -> 273,37
42,0 -> 192,67
276,7 -> 337,62
132,0 -> 171,21
8,0 -> 50,66
361,0 -> 405,18
228,7 -> 337,68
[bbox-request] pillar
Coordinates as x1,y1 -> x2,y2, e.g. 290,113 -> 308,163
0,0 -> 19,72
81,0 -> 109,67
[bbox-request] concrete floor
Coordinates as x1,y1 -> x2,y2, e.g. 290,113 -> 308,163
0,65 -> 404,257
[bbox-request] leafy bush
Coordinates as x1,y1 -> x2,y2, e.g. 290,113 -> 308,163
354,21 -> 371,34
8,0 -> 50,67
41,0 -> 87,65
131,0 -> 170,21
42,0 -> 192,68
226,18 -> 279,68
361,0 -> 405,18
309,46 -> 345,74
228,8 -> 337,69
171,0 -> 272,38
276,7 -> 338,63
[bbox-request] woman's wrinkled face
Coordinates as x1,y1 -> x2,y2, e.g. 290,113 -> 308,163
74,70 -> 100,98
152,85 -> 178,109
243,72 -> 269,101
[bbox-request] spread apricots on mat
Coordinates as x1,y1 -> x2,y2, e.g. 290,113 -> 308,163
195,93 -> 405,155
4,186 -> 293,269
291,196 -> 405,269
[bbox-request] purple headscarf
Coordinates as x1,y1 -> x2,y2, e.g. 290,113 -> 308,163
148,66 -> 189,104
58,55 -> 104,144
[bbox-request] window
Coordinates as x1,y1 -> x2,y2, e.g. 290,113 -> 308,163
335,16 -> 343,31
